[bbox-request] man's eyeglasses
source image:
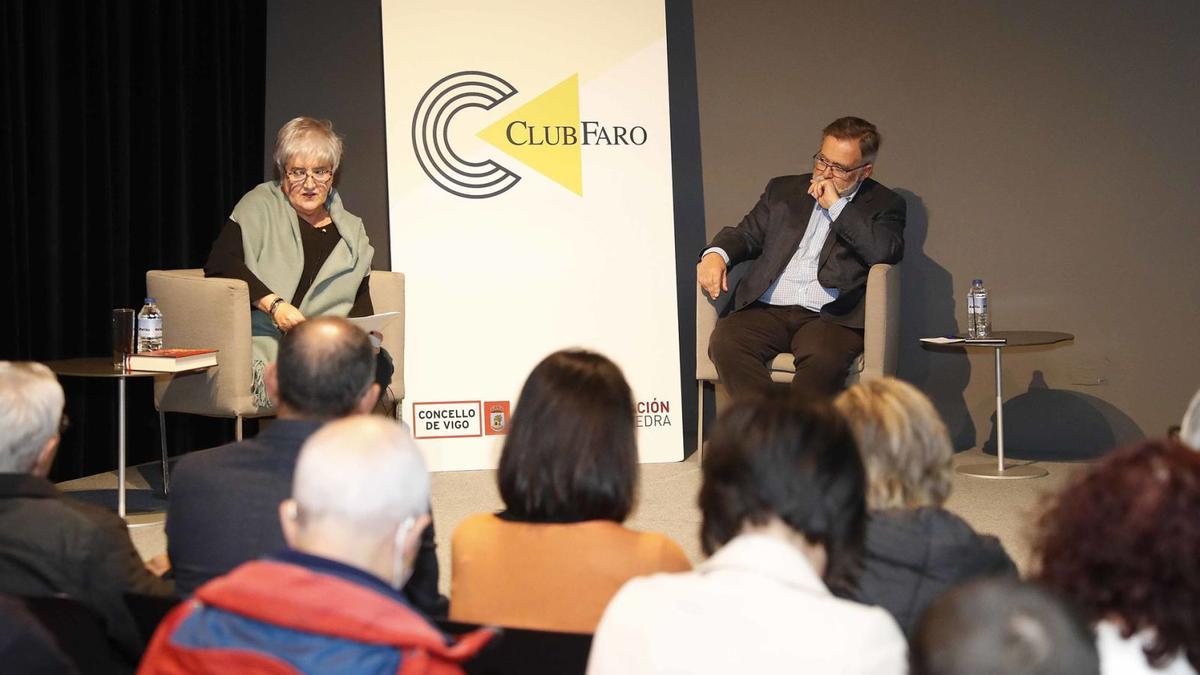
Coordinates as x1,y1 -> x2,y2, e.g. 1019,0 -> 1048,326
285,167 -> 335,184
812,153 -> 869,179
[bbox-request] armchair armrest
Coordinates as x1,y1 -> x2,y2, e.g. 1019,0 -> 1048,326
146,269 -> 261,417
860,263 -> 901,381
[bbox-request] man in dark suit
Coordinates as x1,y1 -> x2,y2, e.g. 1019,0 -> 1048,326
166,316 -> 447,615
698,117 -> 905,398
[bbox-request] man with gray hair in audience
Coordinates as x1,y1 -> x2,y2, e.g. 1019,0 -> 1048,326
167,315 -> 446,615
0,361 -> 172,665
140,416 -> 493,673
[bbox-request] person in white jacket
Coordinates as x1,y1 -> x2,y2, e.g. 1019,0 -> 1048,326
588,389 -> 906,675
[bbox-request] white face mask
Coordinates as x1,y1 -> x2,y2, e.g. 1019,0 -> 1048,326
391,517 -> 417,591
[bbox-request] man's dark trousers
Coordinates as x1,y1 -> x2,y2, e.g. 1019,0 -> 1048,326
710,302 -> 864,398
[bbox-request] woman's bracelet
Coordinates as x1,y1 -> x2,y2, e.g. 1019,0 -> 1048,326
268,297 -> 286,317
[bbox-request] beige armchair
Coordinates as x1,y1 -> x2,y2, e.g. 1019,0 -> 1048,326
695,263 -> 900,450
145,269 -> 405,484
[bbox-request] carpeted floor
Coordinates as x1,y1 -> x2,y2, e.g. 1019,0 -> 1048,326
58,446 -> 1089,594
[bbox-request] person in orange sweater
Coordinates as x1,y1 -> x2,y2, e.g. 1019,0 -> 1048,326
450,350 -> 691,634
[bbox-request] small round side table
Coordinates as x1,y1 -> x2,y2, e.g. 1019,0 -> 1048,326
923,330 -> 1074,480
44,358 -> 159,518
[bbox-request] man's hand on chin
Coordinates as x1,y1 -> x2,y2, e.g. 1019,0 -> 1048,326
808,176 -> 841,210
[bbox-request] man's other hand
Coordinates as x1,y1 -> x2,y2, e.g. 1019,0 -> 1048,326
697,252 -> 728,300
808,176 -> 841,210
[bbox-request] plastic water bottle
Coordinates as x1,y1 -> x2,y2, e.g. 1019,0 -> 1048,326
967,279 -> 990,338
137,297 -> 164,352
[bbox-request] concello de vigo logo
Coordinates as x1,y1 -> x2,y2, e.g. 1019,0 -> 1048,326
412,71 -> 649,199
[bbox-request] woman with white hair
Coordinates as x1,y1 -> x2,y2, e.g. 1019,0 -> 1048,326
205,117 -> 384,407
834,377 -> 1016,635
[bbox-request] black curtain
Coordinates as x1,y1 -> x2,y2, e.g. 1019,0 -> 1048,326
1,0 -> 267,481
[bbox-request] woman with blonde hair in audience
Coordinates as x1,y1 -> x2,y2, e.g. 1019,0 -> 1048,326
588,389 -> 906,674
449,350 -> 690,634
834,377 -> 1015,635
1035,439 -> 1199,674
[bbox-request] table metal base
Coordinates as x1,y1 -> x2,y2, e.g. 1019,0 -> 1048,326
956,462 -> 1049,480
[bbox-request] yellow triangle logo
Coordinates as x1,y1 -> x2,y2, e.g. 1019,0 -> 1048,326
477,74 -> 583,196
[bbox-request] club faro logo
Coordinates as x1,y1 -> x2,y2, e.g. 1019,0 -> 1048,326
412,71 -> 648,199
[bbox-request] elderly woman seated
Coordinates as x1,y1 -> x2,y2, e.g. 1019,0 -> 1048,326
587,389 -> 907,674
834,377 -> 1016,635
204,116 -> 389,407
1035,439 -> 1200,674
449,350 -> 690,634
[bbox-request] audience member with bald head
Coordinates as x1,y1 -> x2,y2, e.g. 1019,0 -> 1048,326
166,317 -> 447,615
142,416 -> 492,673
0,362 -> 172,666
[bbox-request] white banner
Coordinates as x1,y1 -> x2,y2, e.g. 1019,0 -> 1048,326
381,0 -> 682,471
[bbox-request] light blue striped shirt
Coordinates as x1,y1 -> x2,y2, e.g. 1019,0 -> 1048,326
707,183 -> 859,312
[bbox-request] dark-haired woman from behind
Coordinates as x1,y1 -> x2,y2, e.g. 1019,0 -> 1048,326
449,350 -> 690,634
1035,439 -> 1199,675
588,389 -> 906,675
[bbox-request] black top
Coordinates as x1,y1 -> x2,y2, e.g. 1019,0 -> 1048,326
204,218 -> 373,316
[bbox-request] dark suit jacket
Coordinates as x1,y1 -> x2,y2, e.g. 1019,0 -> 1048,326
166,419 -> 445,615
707,174 -> 906,329
0,474 -> 173,664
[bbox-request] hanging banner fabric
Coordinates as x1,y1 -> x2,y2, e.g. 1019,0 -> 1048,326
381,0 -> 683,471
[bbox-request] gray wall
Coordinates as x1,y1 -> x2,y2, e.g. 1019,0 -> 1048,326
264,0 -> 391,271
694,1 -> 1200,453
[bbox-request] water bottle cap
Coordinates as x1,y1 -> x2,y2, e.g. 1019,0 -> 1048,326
972,279 -> 982,285
144,297 -> 155,303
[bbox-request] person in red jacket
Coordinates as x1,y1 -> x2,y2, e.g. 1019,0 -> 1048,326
139,416 -> 493,674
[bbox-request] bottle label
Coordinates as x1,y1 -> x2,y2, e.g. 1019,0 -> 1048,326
138,318 -> 163,338
968,296 -> 988,313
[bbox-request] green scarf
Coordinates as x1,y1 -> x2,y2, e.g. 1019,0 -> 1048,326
229,181 -> 374,407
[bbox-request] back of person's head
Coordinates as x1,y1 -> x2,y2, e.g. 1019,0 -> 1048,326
911,577 -> 1099,675
291,415 -> 429,536
275,316 -> 376,419
1035,438 -> 1200,671
1181,388 -> 1200,451
0,362 -> 65,474
700,387 -> 865,592
834,377 -> 953,510
497,349 -> 637,523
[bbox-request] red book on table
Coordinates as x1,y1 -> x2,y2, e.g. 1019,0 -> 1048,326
126,348 -> 218,372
